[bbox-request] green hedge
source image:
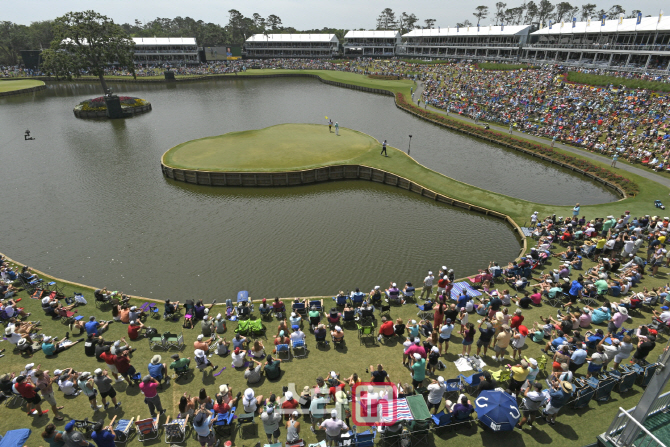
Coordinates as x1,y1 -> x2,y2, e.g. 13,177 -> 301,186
395,92 -> 639,196
567,72 -> 670,92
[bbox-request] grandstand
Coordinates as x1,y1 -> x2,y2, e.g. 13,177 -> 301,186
522,15 -> 670,72
343,30 -> 401,57
398,25 -> 531,61
132,37 -> 199,65
243,34 -> 339,58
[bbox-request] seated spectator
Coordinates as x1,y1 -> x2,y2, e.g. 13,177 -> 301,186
327,309 -> 341,326
314,323 -> 327,341
169,354 -> 191,374
245,359 -> 263,384
290,326 -> 305,347
56,369 -> 80,396
446,395 -> 474,418
127,319 -> 145,341
378,317 -> 395,340
394,318 -> 406,337
148,355 -> 168,386
200,316 -> 215,337
128,306 -> 145,322
264,355 -> 283,381
194,334 -> 216,354
41,335 -> 80,356
85,316 -> 110,336
231,347 -> 247,368
331,325 -> 344,343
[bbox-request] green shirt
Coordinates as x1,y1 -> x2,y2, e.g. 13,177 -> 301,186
602,219 -> 616,231
595,279 -> 609,295
308,310 -> 320,318
411,358 -> 426,381
170,358 -> 190,370
264,360 -> 281,380
548,287 -> 562,299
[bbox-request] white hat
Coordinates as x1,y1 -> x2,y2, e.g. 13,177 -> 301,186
437,376 -> 445,383
130,306 -> 137,311
54,369 -> 63,375
4,327 -> 12,335
392,283 -> 397,287
530,247 -> 536,251
428,271 -> 432,275
546,279 -> 552,284
528,358 -> 538,367
80,372 -> 91,379
375,286 -> 380,290
197,334 -> 204,341
618,307 -> 628,315
612,339 -> 621,344
582,307 -> 590,313
42,297 -> 50,305
94,368 -> 103,375
194,349 -> 206,358
431,346 -> 439,353
266,406 -> 274,414
411,320 -> 416,324
25,363 -> 35,370
414,337 -> 420,344
285,391 -> 293,400
413,353 -> 421,360
219,384 -> 229,394
203,316 -> 208,320
43,336 -> 52,342
334,325 -> 342,332
330,371 -> 337,379
442,266 -> 447,270
331,409 -> 338,418
114,340 -> 121,346
291,312 -> 296,317
244,388 -> 254,399
151,355 -> 161,364
533,211 -> 538,214
216,313 -> 222,320
603,258 -> 610,262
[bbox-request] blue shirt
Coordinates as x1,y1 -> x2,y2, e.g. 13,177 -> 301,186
85,320 -> 100,335
551,336 -> 567,348
571,348 -> 587,365
42,342 -> 56,356
91,429 -> 116,447
549,389 -> 570,408
457,295 -> 470,309
148,362 -> 163,379
568,281 -> 583,296
591,309 -> 610,324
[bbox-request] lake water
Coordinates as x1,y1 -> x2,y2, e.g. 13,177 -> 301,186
0,77 -> 616,298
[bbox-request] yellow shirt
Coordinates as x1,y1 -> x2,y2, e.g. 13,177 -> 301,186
595,239 -> 607,249
511,366 -> 529,382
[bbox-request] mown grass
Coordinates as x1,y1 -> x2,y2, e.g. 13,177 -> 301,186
567,72 -> 670,92
0,79 -> 44,93
1,250 -> 669,447
478,62 -> 539,71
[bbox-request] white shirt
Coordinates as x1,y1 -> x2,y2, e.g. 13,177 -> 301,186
427,382 -> 446,404
439,324 -> 454,339
290,331 -> 305,343
59,378 -> 77,395
424,275 -> 434,287
243,397 -> 257,413
231,351 -> 246,367
659,311 -> 670,323
5,332 -> 22,345
602,344 -> 620,361
623,240 -> 635,254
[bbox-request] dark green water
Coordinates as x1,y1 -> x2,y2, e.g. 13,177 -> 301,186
0,77 -> 616,298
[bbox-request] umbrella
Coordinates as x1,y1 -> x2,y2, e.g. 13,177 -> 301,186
475,390 -> 520,431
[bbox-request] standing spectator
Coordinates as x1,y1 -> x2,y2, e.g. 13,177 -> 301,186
148,355 -> 169,386
460,322 -> 476,357
34,370 -> 64,420
509,360 -> 530,396
192,408 -> 218,447
421,271 -> 434,300
286,411 -> 301,444
99,347 -> 123,382
632,334 -> 656,364
114,350 -> 136,384
77,371 -> 102,411
15,375 -> 48,416
261,406 -> 282,444
516,383 -> 544,429
411,353 -> 426,389
93,369 -> 121,409
475,320 -> 495,359
542,381 -> 572,425
438,319 -> 455,355
494,325 -> 512,362
613,335 -> 635,369
320,409 -> 348,447
426,377 -> 447,414
309,389 -> 328,433
139,375 -> 165,417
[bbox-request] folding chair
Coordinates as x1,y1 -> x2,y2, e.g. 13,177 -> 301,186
236,412 -> 256,439
342,310 -> 357,328
309,300 -> 323,313
544,293 -> 564,308
444,378 -> 463,401
333,294 -> 348,307
587,375 -> 618,402
5,385 -> 25,408
610,369 -> 637,394
148,332 -> 166,351
378,304 -> 391,319
458,372 -> 485,396
432,410 -> 453,430
357,322 -> 377,345
292,339 -> 307,359
292,302 -> 307,317
95,293 -> 111,308
490,368 -> 511,385
135,416 -> 159,442
237,290 -> 249,304
113,417 -> 135,446
249,319 -> 266,338
350,292 -> 365,307
352,429 -> 376,447
409,419 -> 430,446
276,344 -> 291,360
163,415 -> 189,444
402,287 -> 415,303
259,306 -> 273,320
163,332 -> 183,350
213,407 -> 236,438
172,364 -> 190,382
416,302 -> 434,320
315,332 -> 329,348
58,308 -> 83,326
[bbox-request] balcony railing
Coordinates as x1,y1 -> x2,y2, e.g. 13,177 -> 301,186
526,43 -> 670,52
604,402 -> 670,447
401,42 -> 521,47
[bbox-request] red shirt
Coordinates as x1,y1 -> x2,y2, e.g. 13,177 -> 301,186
281,398 -> 299,418
511,315 -> 525,329
213,402 -> 231,414
437,278 -> 449,288
379,321 -> 395,336
128,325 -> 140,340
16,381 -> 36,398
100,351 -> 117,366
114,355 -> 131,374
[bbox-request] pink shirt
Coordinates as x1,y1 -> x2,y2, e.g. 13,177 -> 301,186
404,344 -> 427,359
579,313 -> 591,328
139,381 -> 158,398
611,312 -> 626,329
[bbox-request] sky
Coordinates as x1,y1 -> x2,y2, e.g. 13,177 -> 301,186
6,0 -> 668,30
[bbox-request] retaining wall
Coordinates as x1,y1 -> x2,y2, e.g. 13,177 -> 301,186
73,103 -> 152,118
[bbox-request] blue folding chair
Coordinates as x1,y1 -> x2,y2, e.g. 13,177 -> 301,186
333,295 -> 348,307
292,302 -> 307,317
309,300 -> 323,313
351,292 -> 365,307
432,410 -> 452,430
416,301 -> 434,320
237,291 -> 249,305
609,286 -> 621,297
353,429 -> 376,447
458,372 -> 484,396
276,344 -> 291,360
444,378 -> 463,401
609,369 -> 637,394
292,339 -> 307,359
213,406 -> 236,437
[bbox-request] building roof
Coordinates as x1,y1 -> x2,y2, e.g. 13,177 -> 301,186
344,30 -> 401,39
532,15 -> 670,35
403,25 -> 530,38
132,37 -> 197,45
246,34 -> 338,43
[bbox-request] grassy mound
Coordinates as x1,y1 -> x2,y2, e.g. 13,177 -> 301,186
0,79 -> 44,93
567,72 -> 670,92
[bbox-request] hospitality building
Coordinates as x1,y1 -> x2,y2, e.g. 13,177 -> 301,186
343,31 -> 401,57
132,37 -> 199,65
522,15 -> 670,72
243,34 -> 339,58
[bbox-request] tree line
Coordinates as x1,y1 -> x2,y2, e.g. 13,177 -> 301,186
376,2 -> 648,31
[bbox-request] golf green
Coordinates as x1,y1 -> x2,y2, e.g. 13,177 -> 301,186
0,79 -> 44,93
163,123 -> 380,172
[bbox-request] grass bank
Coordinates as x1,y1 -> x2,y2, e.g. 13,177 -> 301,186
0,79 -> 45,93
567,72 -> 670,92
478,62 -> 538,71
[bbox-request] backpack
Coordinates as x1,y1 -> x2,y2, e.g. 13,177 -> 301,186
145,328 -> 158,338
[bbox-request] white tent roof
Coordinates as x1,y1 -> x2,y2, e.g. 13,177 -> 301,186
344,30 -> 400,39
133,37 -> 196,45
246,34 -> 338,43
532,15 -> 670,35
403,25 -> 530,38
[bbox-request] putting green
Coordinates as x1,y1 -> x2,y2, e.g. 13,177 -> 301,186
163,123 -> 381,172
0,79 -> 44,93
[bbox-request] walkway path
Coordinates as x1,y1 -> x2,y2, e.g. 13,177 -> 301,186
413,81 -> 670,189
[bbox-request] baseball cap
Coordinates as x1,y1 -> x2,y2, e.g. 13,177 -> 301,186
413,353 -> 421,360
445,318 -> 452,323
437,376 -> 445,383
197,334 -> 204,341
331,409 -> 338,418
661,306 -> 669,310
